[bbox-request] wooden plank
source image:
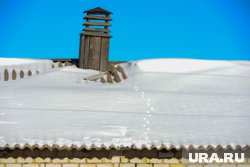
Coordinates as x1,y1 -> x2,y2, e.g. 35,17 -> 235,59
87,37 -> 95,69
84,27 -> 110,33
90,37 -> 102,70
83,32 -> 111,38
113,71 -> 121,83
110,64 -> 117,73
83,36 -> 90,69
110,64 -> 121,82
84,15 -> 112,21
100,38 -> 110,71
84,21 -> 111,27
117,65 -> 127,79
84,72 -> 108,81
107,73 -> 113,83
79,34 -> 85,68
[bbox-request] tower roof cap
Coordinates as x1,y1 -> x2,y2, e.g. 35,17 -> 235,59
84,7 -> 112,14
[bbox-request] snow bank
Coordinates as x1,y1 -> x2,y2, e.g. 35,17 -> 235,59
0,58 -> 54,81
132,58 -> 246,73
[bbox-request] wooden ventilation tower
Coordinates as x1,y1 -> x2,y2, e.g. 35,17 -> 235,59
79,7 -> 112,71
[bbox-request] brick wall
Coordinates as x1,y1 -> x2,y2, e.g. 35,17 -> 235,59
0,157 -> 250,167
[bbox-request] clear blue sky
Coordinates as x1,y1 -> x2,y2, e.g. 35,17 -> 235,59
0,0 -> 250,61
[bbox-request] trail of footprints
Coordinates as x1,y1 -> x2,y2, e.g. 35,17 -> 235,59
133,85 -> 154,142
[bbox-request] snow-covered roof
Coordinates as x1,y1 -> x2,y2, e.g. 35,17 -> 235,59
0,58 -> 250,150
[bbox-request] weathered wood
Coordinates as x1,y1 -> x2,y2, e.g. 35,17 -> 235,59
88,37 -> 102,70
84,72 -> 107,81
87,37 -> 94,69
28,70 -> 32,76
79,34 -> 85,68
117,65 -> 127,79
83,36 -> 90,69
12,70 -> 17,80
107,73 -> 113,83
58,62 -> 63,67
113,71 -> 121,83
65,61 -> 71,66
93,37 -> 102,70
110,64 -> 117,73
79,7 -> 112,72
109,61 -> 127,66
83,32 -> 111,38
84,21 -> 111,27
100,38 -> 110,71
4,69 -> 9,81
100,77 -> 106,83
84,7 -> 112,15
84,27 -> 110,33
84,15 -> 112,21
20,70 -> 24,78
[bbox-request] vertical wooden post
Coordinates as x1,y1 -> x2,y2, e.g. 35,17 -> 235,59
28,70 -> 32,76
20,70 -> 24,78
4,69 -> 9,81
12,69 -> 17,80
79,7 -> 112,72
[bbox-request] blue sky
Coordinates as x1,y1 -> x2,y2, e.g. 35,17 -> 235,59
0,0 -> 250,61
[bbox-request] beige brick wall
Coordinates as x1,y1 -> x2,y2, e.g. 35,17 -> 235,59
0,157 -> 249,167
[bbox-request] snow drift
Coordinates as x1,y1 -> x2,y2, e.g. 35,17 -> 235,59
0,58 -> 53,81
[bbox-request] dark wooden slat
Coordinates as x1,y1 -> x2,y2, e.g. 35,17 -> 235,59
89,37 -> 102,70
84,15 -> 112,21
87,37 -> 94,69
83,36 -> 90,69
79,34 -> 85,68
84,27 -> 110,33
100,38 -> 110,71
83,32 -> 111,38
84,21 -> 111,27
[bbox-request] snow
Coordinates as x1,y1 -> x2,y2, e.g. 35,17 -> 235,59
135,59 -> 234,73
0,58 -> 250,149
0,58 -> 53,81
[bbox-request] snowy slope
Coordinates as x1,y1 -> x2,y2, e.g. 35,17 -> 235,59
0,58 -> 250,149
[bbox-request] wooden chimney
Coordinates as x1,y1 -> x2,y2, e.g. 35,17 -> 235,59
79,7 -> 112,71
